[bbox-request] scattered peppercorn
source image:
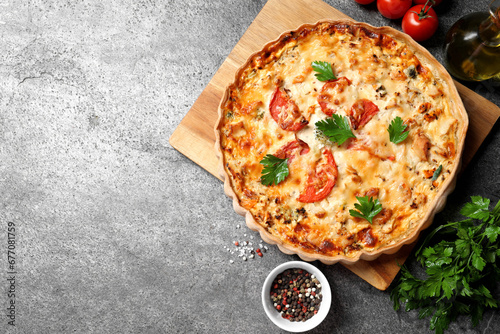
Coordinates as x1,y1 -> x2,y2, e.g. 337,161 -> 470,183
270,268 -> 322,322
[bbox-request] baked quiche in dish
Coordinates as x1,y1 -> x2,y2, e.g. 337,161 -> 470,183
214,20 -> 468,264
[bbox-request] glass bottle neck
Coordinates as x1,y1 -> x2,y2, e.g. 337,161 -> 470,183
479,0 -> 500,46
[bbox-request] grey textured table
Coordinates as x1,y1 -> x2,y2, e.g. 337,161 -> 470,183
1,0 -> 500,333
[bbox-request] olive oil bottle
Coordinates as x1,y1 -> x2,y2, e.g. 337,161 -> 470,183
443,0 -> 500,81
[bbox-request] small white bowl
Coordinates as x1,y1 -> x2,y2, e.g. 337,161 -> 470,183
261,261 -> 331,332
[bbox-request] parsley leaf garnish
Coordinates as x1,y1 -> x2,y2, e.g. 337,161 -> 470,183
311,61 -> 337,81
315,114 -> 355,145
388,116 -> 409,144
260,154 -> 289,186
349,196 -> 382,224
391,196 -> 500,334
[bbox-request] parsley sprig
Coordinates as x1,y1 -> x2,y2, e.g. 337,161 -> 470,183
260,154 -> 289,186
391,196 -> 500,334
311,61 -> 337,81
315,114 -> 355,145
388,116 -> 409,144
349,196 -> 382,224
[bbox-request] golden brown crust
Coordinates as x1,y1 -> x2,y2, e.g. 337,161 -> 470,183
214,20 -> 468,264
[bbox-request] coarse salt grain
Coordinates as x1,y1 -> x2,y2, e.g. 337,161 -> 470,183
227,233 -> 270,262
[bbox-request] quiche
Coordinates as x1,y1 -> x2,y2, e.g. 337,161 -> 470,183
215,20 -> 468,264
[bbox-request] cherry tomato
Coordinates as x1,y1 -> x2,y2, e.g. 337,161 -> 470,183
348,99 -> 380,130
413,0 -> 442,5
298,149 -> 338,203
354,0 -> 376,4
269,87 -> 308,131
402,4 -> 439,41
317,77 -> 352,116
377,0 -> 412,19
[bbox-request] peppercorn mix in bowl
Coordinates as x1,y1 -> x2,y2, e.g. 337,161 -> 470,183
262,261 -> 331,332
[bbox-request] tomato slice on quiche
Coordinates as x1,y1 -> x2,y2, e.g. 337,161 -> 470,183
275,139 -> 310,162
298,149 -> 338,203
317,77 -> 352,116
348,99 -> 380,130
270,87 -> 309,131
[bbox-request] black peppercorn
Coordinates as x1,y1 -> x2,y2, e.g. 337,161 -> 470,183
269,268 -> 323,322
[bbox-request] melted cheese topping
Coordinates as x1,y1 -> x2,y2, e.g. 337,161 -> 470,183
219,23 -> 465,258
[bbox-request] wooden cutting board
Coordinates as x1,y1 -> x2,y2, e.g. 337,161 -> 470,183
169,0 -> 500,290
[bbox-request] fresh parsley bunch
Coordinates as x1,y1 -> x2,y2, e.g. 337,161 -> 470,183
391,196 -> 500,334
